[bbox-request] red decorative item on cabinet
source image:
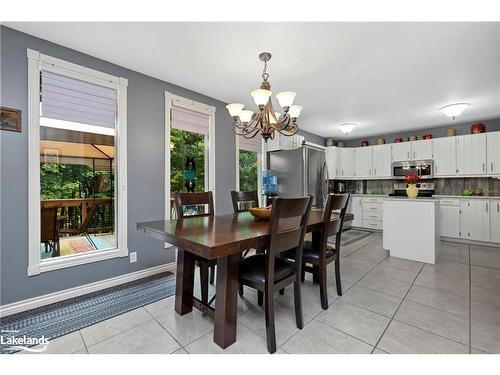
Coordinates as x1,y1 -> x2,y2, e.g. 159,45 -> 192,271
470,123 -> 486,134
423,134 -> 432,140
361,140 -> 369,147
395,138 -> 403,143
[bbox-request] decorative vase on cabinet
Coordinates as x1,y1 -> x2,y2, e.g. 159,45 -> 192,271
406,184 -> 419,199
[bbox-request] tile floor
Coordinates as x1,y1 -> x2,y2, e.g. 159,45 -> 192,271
24,233 -> 500,354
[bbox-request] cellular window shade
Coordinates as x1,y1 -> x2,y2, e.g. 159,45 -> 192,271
41,70 -> 117,129
171,106 -> 209,135
239,136 -> 262,153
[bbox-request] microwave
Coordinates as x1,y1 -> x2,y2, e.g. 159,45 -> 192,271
392,160 -> 434,180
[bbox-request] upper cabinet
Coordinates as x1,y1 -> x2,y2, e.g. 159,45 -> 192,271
433,137 -> 457,177
487,131 -> 500,176
266,133 -> 304,152
325,146 -> 341,179
355,147 -> 373,178
372,144 -> 392,178
456,133 -> 487,176
339,147 -> 355,178
411,140 -> 433,160
391,142 -> 412,162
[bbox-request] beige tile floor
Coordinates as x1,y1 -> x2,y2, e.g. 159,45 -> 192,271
25,233 -> 500,354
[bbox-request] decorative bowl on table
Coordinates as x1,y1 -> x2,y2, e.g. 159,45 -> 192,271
249,207 -> 272,220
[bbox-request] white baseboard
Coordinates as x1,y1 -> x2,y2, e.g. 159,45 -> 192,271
0,262 -> 177,318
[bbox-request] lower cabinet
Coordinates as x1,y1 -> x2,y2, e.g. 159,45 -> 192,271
348,196 -> 363,227
439,200 -> 461,238
460,200 -> 490,242
491,200 -> 500,243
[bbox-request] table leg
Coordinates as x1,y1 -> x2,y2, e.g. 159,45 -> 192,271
213,253 -> 239,349
175,248 -> 195,315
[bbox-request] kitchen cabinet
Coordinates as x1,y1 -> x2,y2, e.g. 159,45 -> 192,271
411,140 -> 433,160
460,199 -> 490,242
325,146 -> 341,179
339,147 -> 355,178
355,147 -> 373,178
491,200 -> 500,243
348,196 -> 363,227
439,199 -> 461,238
433,137 -> 457,176
391,142 -> 412,162
362,196 -> 384,230
266,133 -> 304,151
487,131 -> 500,176
372,144 -> 392,178
456,133 -> 487,176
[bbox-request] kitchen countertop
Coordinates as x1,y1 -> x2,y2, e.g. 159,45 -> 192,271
348,193 -> 500,200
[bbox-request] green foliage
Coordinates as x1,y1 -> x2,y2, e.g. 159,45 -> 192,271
239,150 -> 258,192
170,128 -> 205,192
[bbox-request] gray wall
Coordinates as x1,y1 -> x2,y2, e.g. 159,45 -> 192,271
344,118 -> 500,147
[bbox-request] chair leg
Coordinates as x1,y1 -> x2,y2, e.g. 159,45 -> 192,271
279,288 -> 284,295
239,284 -> 244,296
293,278 -> 304,329
199,264 -> 209,305
264,290 -> 277,354
312,265 -> 320,284
334,259 -> 342,296
319,264 -> 328,310
300,262 -> 305,282
209,265 -> 215,284
257,291 -> 263,306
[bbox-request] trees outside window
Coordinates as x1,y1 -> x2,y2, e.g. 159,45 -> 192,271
239,150 -> 258,192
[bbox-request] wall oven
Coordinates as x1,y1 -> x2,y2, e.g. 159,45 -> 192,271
392,160 -> 434,180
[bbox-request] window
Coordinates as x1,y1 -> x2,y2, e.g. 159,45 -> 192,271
28,49 -> 128,275
236,135 -> 263,206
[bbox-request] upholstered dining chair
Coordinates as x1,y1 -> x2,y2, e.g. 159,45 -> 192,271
174,191 -> 217,306
238,196 -> 312,353
281,193 -> 350,310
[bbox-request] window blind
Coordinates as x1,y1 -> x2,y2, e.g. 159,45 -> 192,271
171,106 -> 210,135
239,135 -> 262,153
41,70 -> 117,129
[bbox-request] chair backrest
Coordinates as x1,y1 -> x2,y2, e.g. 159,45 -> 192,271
41,207 -> 58,242
174,191 -> 214,218
320,193 -> 350,252
230,190 -> 259,213
80,202 -> 99,231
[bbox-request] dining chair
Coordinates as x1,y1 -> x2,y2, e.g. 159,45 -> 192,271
174,191 -> 217,306
239,196 -> 312,353
281,193 -> 350,310
41,207 -> 60,257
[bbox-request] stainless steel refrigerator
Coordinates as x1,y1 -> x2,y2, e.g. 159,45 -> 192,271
267,145 -> 329,208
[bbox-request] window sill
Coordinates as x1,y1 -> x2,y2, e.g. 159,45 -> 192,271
28,248 -> 128,276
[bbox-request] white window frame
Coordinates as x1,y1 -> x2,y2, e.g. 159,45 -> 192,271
235,135 -> 264,207
27,49 -> 128,276
164,92 -> 216,223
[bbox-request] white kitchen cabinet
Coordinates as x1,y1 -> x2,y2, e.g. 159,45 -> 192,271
391,142 -> 412,162
439,199 -> 461,238
355,147 -> 373,178
491,200 -> 500,243
460,199 -> 490,242
411,139 -> 433,160
372,144 -> 392,178
339,147 -> 355,178
325,146 -> 341,179
487,131 -> 500,176
456,133 -> 487,176
266,133 -> 304,151
348,196 -> 363,227
433,137 -> 457,176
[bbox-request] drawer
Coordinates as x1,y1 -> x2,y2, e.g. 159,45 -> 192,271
363,219 -> 382,230
362,197 -> 384,204
439,199 -> 460,206
363,202 -> 383,213
363,211 -> 383,221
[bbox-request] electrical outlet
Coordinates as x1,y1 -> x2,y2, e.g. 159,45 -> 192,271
129,252 -> 137,263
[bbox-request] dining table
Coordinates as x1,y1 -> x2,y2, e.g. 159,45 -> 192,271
137,209 -> 353,349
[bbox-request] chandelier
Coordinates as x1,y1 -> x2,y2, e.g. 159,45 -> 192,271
226,52 -> 303,142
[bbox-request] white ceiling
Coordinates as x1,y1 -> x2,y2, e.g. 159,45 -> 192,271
6,22 -> 500,139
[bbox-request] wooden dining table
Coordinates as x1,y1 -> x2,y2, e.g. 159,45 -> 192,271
137,209 -> 353,349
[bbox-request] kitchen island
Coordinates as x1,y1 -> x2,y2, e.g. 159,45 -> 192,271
382,197 -> 441,264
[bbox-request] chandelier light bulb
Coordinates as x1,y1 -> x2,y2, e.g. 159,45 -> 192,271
289,105 -> 303,118
276,91 -> 296,109
339,123 -> 357,135
250,89 -> 272,106
439,103 -> 470,119
239,110 -> 254,123
226,103 -> 244,117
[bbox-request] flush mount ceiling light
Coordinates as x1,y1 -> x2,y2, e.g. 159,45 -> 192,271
439,103 -> 470,120
339,123 -> 357,135
226,52 -> 302,142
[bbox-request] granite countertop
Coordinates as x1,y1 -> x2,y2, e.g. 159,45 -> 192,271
384,197 -> 437,202
433,195 -> 500,200
350,194 -> 389,197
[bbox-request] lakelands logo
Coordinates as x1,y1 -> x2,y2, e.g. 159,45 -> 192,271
1,330 -> 50,353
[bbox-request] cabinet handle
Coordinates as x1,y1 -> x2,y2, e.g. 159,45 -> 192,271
407,151 -> 410,159
483,163 -> 485,172
374,168 -> 377,175
497,202 -> 499,212
492,163 -> 494,172
369,215 -> 378,218
369,169 -> 372,176
486,202 -> 488,212
413,151 -> 416,159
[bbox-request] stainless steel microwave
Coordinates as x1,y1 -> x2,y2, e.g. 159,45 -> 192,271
392,160 -> 434,180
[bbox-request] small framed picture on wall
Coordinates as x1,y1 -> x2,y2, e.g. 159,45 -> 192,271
0,106 -> 22,132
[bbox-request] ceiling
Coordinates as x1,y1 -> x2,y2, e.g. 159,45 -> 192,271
6,22 -> 500,139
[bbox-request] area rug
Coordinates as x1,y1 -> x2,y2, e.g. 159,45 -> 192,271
329,229 -> 372,247
0,272 -> 176,354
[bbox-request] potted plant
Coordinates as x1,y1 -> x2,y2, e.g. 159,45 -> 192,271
404,174 -> 420,199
